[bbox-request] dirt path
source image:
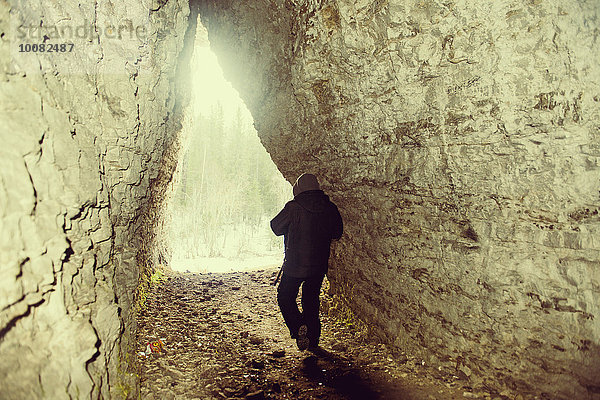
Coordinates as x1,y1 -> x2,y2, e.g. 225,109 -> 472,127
136,268 -> 495,400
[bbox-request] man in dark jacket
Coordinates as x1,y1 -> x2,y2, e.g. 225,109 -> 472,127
270,173 -> 343,350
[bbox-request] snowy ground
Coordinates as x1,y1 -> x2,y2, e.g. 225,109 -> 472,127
170,253 -> 283,274
170,220 -> 285,274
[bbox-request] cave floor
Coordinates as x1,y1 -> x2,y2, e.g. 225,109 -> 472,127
136,268 -> 487,400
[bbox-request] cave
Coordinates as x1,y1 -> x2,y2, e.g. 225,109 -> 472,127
1,0 -> 598,399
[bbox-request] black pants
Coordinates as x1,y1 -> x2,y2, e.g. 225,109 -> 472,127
277,273 -> 325,346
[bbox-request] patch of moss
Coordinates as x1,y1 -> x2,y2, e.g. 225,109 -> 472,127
116,342 -> 142,399
135,268 -> 167,313
321,277 -> 373,340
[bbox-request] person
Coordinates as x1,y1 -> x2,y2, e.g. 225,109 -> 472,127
270,173 -> 343,351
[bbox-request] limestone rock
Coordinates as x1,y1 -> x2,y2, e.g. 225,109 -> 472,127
1,0 -> 599,399
1,0 -> 192,397
199,1 -> 600,398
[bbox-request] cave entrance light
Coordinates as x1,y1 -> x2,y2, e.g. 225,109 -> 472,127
169,19 -> 291,274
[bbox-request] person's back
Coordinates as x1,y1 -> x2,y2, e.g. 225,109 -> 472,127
271,188 -> 342,278
271,173 -> 343,351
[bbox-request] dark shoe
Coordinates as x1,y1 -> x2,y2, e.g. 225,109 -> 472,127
308,345 -> 331,358
296,325 -> 309,351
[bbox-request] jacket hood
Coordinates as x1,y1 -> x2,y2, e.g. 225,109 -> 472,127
294,190 -> 330,213
292,173 -> 320,196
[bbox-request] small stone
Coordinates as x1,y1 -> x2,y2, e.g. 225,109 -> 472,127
249,336 -> 264,345
245,390 -> 265,400
165,366 -> 184,381
463,392 -> 478,398
396,354 -> 409,364
459,364 -> 472,377
270,350 -> 286,358
331,342 -> 347,352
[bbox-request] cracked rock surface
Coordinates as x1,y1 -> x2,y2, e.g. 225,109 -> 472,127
1,0 -> 599,398
199,1 -> 600,398
1,0 -> 191,397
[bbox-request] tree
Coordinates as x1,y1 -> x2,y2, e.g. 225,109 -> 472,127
170,101 -> 290,261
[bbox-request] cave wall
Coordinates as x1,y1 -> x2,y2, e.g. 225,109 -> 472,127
198,0 -> 600,398
0,0 -> 192,398
1,0 -> 598,398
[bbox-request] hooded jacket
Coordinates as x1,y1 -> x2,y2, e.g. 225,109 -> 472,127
270,189 -> 343,278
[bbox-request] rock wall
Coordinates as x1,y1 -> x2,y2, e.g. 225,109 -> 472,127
0,0 -> 193,398
199,0 -> 600,398
2,0 -> 598,398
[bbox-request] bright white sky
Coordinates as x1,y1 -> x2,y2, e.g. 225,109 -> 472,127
191,24 -> 254,126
